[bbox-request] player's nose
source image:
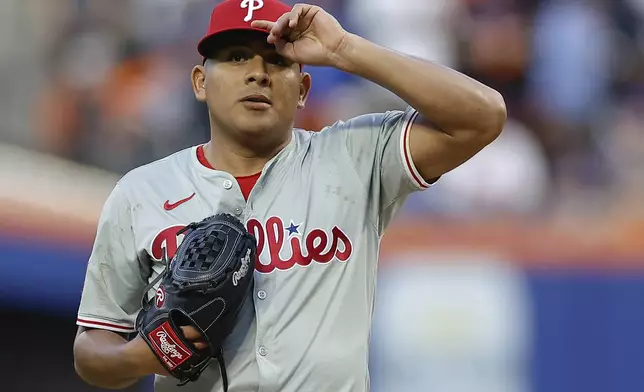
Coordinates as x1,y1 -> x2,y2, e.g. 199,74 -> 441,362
244,56 -> 271,87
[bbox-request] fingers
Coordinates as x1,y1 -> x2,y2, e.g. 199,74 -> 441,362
180,326 -> 209,350
250,20 -> 275,30
288,7 -> 300,29
180,325 -> 201,340
251,7 -> 302,44
192,341 -> 208,350
274,38 -> 286,52
270,13 -> 292,43
252,19 -> 282,44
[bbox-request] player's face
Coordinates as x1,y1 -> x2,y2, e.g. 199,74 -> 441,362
192,31 -> 311,140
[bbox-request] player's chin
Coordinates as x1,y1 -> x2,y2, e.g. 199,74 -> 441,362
234,112 -> 280,133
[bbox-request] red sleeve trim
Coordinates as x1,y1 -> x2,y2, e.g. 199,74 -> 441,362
77,317 -> 136,333
400,110 -> 431,189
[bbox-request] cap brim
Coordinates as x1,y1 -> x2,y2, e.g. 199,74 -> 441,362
197,28 -> 271,59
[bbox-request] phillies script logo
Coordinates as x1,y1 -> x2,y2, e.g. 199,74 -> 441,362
150,217 -> 353,273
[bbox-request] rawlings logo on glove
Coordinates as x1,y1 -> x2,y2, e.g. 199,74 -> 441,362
233,249 -> 252,286
149,322 -> 193,369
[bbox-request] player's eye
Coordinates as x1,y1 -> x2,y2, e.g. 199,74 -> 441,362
228,50 -> 250,63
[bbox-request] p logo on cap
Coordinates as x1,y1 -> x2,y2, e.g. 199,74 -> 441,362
197,0 -> 292,58
241,0 -> 265,22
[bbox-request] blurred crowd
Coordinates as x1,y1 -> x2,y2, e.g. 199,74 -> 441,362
1,0 -> 643,220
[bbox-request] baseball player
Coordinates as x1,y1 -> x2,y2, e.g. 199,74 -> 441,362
72,1 -> 507,391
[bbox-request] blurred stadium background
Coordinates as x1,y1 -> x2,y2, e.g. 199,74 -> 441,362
1,0 -> 644,391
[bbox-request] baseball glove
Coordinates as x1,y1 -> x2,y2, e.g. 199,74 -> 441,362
136,213 -> 256,390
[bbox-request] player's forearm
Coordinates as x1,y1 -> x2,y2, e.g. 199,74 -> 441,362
73,329 -> 151,389
332,33 -> 506,135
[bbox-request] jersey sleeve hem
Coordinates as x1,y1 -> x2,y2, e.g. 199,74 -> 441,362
399,108 -> 433,190
77,315 -> 136,333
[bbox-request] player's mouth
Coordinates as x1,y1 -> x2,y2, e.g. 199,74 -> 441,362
240,94 -> 272,110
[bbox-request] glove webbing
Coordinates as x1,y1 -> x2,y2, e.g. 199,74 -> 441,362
141,220 -> 216,308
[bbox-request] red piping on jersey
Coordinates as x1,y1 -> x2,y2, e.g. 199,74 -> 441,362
197,144 -> 261,199
77,318 -> 134,332
402,111 -> 429,189
196,145 -> 261,178
235,172 -> 263,180
197,144 -> 215,169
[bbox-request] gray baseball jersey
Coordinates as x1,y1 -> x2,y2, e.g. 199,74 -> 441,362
76,107 -> 432,392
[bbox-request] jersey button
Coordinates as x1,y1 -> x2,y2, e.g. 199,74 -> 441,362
258,346 -> 268,356
223,179 -> 233,189
257,290 -> 267,300
234,207 -> 243,215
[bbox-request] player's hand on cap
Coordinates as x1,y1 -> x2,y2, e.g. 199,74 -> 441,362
251,3 -> 348,67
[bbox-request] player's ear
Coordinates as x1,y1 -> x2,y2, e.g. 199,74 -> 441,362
191,64 -> 207,103
298,71 -> 312,109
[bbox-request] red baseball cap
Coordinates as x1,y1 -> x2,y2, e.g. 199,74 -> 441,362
197,0 -> 293,58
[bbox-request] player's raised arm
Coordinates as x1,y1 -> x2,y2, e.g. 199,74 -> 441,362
252,3 -> 506,233
252,3 -> 507,182
334,35 -> 507,181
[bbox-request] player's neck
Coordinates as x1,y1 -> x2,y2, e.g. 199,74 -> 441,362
204,133 -> 292,177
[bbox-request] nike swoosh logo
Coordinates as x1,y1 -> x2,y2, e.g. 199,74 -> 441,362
164,193 -> 196,211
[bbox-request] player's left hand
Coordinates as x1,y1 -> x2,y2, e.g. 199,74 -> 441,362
251,3 -> 348,67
